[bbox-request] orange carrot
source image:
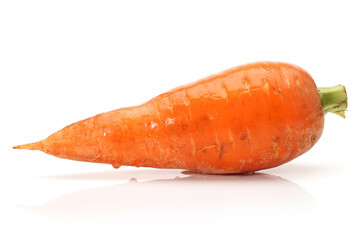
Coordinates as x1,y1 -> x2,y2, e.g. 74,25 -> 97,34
14,62 -> 347,174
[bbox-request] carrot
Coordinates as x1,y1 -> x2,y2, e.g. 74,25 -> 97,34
14,62 -> 348,174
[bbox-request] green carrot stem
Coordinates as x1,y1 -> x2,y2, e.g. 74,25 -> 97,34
318,85 -> 348,118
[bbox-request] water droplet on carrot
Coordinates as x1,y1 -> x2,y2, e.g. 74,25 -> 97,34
112,162 -> 121,169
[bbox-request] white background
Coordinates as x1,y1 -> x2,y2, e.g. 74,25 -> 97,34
1,0 -> 359,239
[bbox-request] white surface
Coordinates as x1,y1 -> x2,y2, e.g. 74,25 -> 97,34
1,1 -> 359,239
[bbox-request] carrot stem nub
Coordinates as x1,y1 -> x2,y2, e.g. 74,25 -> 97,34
318,85 -> 348,118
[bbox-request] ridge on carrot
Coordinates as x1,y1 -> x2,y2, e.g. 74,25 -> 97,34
14,62 -> 348,174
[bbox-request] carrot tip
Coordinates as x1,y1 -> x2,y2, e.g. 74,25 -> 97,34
13,142 -> 42,151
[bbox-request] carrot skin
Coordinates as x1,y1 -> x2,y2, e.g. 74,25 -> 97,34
15,62 -> 325,174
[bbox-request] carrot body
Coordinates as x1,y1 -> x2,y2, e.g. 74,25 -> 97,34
15,62 -> 328,174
